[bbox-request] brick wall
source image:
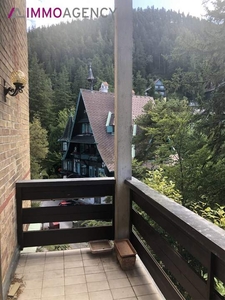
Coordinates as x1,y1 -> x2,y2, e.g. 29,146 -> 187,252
0,0 -> 29,297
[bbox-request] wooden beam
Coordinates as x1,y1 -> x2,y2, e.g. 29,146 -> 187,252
114,0 -> 133,239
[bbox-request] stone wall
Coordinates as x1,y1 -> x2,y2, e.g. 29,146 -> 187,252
0,0 -> 29,298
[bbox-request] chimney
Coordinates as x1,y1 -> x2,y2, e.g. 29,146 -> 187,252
99,82 -> 109,93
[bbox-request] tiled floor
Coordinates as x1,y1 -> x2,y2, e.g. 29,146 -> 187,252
13,248 -> 164,300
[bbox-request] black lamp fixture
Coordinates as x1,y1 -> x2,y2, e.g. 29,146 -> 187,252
4,70 -> 26,97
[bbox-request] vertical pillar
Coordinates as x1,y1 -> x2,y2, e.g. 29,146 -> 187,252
114,0 -> 133,239
0,236 -> 2,300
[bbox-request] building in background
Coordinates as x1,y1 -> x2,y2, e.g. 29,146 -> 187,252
145,78 -> 166,97
59,86 -> 153,178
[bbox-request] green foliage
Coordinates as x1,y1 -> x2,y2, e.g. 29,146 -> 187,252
134,95 -> 225,206
29,54 -> 54,130
144,168 -> 182,204
132,159 -> 149,181
188,202 -> 225,229
52,67 -> 74,113
31,201 -> 41,208
214,277 -> 225,297
104,196 -> 113,204
28,8 -> 207,99
37,244 -> 71,252
134,98 -> 196,204
30,117 -> 49,179
164,67 -> 205,102
81,220 -> 112,227
133,71 -> 147,95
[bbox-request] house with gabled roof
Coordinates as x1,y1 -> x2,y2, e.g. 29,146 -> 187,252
59,87 -> 153,178
145,78 -> 166,97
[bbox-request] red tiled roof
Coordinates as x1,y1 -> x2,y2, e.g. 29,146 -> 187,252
81,89 -> 153,172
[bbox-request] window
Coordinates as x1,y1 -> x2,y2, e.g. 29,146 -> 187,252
98,168 -> 105,177
77,162 -> 80,175
68,161 -> 73,171
89,166 -> 96,177
82,123 -> 92,134
73,160 -> 77,173
63,160 -> 67,170
62,142 -> 67,151
81,165 -> 87,176
80,144 -> 84,154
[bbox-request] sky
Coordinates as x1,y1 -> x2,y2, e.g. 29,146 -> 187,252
26,0 -> 206,29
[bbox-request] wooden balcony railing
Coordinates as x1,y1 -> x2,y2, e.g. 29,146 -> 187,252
126,177 -> 225,300
16,176 -> 225,299
16,178 -> 115,250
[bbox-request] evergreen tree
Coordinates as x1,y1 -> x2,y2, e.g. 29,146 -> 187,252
52,67 -> 74,113
133,71 -> 147,95
29,54 -> 53,130
30,117 -> 49,179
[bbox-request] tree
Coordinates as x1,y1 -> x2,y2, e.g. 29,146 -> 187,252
134,96 -> 225,206
29,54 -> 54,130
132,159 -> 149,181
144,168 -> 182,204
30,117 -> 49,179
52,67 -> 74,113
45,108 -> 75,177
134,98 -> 206,205
133,71 -> 148,95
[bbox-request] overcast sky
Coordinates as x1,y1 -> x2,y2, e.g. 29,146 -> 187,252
26,0 -> 206,28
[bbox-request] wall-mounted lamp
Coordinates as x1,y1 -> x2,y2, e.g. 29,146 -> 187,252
4,70 -> 26,97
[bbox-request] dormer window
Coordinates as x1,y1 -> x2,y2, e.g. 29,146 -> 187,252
106,111 -> 115,134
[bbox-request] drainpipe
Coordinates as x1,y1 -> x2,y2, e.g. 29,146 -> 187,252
114,0 -> 133,239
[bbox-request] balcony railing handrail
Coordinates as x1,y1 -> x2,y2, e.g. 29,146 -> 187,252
126,177 -> 225,257
16,177 -> 114,186
125,177 -> 225,300
16,178 -> 115,250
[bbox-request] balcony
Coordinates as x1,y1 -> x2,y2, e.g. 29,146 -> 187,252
14,177 -> 225,300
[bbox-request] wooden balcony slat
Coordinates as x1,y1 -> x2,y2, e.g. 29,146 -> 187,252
132,210 -> 207,300
23,226 -> 113,247
22,205 -> 113,223
131,231 -> 224,300
126,178 -> 225,262
127,178 -> 225,300
131,231 -> 184,300
16,177 -> 115,187
214,256 -> 225,284
131,188 -> 225,284
131,191 -> 209,267
16,178 -> 115,200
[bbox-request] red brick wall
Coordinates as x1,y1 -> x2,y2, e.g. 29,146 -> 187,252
0,0 -> 30,286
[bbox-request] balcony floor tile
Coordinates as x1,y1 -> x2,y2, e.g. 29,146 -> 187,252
12,247 -> 164,300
